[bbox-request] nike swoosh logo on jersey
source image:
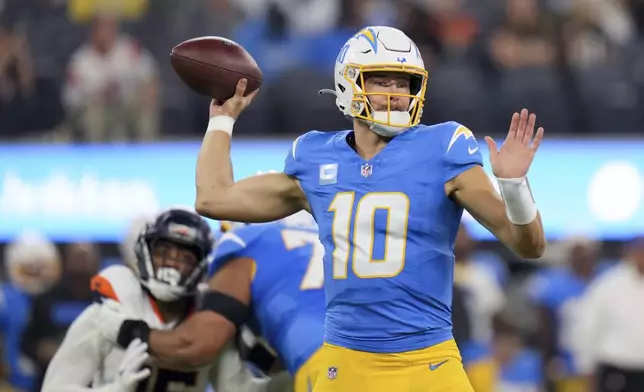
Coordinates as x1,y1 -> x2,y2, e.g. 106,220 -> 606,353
468,145 -> 478,155
429,360 -> 449,371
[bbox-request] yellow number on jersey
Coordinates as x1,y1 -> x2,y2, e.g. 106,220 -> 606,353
329,192 -> 410,279
281,229 -> 325,290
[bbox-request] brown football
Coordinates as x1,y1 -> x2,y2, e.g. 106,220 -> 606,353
170,37 -> 262,101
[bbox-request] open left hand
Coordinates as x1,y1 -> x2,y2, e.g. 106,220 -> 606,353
485,108 -> 544,178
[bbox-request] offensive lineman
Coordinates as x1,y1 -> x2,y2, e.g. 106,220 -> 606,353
109,25 -> 545,391
41,208 -> 269,392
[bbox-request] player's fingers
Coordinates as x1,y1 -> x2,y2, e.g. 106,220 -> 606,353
530,127 -> 545,152
234,78 -> 248,98
127,338 -> 142,350
125,350 -> 149,371
515,108 -> 528,141
210,98 -> 223,106
124,340 -> 147,361
131,342 -> 149,358
523,113 -> 536,144
131,368 -> 151,383
484,136 -> 498,157
507,112 -> 519,141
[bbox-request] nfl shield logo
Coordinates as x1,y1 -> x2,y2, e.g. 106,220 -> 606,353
327,366 -> 337,380
360,163 -> 373,178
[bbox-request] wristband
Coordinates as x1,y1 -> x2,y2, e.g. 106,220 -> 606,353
117,319 -> 151,350
496,176 -> 538,225
206,115 -> 235,136
200,290 -> 248,328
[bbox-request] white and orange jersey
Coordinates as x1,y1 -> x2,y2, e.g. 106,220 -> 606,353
42,265 -> 269,392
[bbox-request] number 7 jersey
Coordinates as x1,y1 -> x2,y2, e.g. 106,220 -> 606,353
283,122 -> 483,353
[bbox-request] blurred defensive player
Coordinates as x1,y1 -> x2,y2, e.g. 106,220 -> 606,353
95,211 -> 326,392
42,208 -> 269,392
123,25 -> 546,391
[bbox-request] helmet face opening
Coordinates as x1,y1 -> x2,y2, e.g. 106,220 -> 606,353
134,208 -> 213,302
345,64 -> 428,129
148,238 -> 203,284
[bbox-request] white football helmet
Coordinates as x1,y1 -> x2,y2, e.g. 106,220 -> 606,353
322,26 -> 428,137
5,231 -> 61,295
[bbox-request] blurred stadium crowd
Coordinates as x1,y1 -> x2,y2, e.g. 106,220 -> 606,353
0,0 -> 643,392
0,0 -> 644,141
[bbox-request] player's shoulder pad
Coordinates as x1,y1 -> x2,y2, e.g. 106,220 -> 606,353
288,130 -> 339,162
217,224 -> 275,250
405,122 -> 476,151
434,121 -> 477,153
211,224 -> 277,272
90,264 -> 142,304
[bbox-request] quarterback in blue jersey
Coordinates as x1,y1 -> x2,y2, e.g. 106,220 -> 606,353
202,25 -> 545,391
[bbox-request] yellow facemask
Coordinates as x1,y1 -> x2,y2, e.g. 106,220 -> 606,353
343,63 -> 429,129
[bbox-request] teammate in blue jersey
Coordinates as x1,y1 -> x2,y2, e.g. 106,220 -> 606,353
213,215 -> 326,387
0,232 -> 61,391
117,25 -> 546,391
96,212 -> 326,392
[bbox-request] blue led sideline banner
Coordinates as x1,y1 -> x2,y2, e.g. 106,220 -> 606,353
0,139 -> 642,242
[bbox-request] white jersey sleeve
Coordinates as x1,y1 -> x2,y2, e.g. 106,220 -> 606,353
41,304 -> 116,392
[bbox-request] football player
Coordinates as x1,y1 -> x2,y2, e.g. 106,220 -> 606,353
41,208 -> 269,392
170,26 -> 547,391
94,211 -> 325,392
1,231 -> 61,391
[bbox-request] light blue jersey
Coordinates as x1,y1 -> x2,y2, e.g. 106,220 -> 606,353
0,283 -> 34,390
283,122 -> 483,353
209,221 -> 325,375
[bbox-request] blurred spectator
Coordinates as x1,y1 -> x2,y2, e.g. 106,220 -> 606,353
418,0 -> 492,130
488,0 -> 575,134
575,238 -> 644,392
561,3 -> 616,68
493,319 -> 544,392
21,242 -> 99,391
489,0 -> 560,70
0,23 -> 63,139
68,0 -> 149,24
452,285 -> 472,349
430,0 -> 479,62
63,12 -> 159,142
528,236 -> 602,392
0,232 -> 61,392
454,224 -> 506,392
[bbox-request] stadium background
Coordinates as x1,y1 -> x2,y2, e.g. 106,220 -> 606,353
0,0 -> 642,391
